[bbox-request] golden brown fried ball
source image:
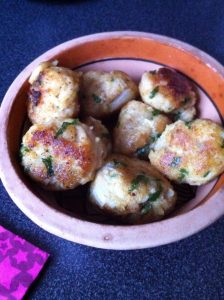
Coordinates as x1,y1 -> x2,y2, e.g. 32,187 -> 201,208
149,119 -> 224,185
20,119 -> 106,190
113,100 -> 170,159
28,61 -> 80,125
139,67 -> 198,120
89,154 -> 176,224
80,70 -> 138,118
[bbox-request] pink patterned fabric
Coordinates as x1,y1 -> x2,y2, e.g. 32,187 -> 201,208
0,225 -> 49,300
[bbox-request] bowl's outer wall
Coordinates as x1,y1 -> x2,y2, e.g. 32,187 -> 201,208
0,32 -> 224,249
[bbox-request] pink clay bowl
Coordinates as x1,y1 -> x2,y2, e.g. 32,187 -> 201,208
0,32 -> 224,250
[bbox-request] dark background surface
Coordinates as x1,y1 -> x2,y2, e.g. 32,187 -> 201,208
0,0 -> 224,299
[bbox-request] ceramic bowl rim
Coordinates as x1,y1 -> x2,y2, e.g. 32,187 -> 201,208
0,31 -> 224,250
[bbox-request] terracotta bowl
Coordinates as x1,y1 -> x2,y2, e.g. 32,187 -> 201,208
0,32 -> 224,250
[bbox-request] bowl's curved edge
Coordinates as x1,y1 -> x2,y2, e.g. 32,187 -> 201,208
0,31 -> 224,250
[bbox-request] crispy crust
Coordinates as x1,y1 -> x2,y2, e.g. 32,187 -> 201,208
28,66 -> 80,124
89,154 -> 176,224
149,119 -> 224,185
80,70 -> 139,118
21,121 -> 100,190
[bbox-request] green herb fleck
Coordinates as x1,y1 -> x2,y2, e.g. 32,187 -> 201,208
151,133 -> 161,143
135,134 -> 161,159
174,111 -> 181,121
101,132 -> 110,139
55,119 -> 79,138
129,174 -> 149,193
152,109 -> 160,116
92,94 -> 102,103
148,187 -> 162,202
42,156 -> 54,177
178,168 -> 188,181
185,121 -> 192,129
141,185 -> 162,214
149,70 -> 156,75
203,171 -> 210,177
135,143 -> 151,159
149,86 -> 159,99
20,145 -> 30,159
141,202 -> 152,215
113,160 -> 127,168
170,156 -> 181,167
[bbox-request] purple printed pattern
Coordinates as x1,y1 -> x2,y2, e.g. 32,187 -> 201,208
0,225 -> 49,300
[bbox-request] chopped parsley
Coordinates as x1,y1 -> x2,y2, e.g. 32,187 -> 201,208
170,156 -> 181,167
135,143 -> 151,159
149,86 -> 159,99
92,94 -> 102,103
129,174 -> 149,193
148,187 -> 162,202
185,121 -> 192,129
174,111 -> 181,121
42,156 -> 54,177
203,171 -> 210,177
55,119 -> 78,137
20,145 -> 30,159
135,134 -> 161,159
151,133 -> 161,143
141,185 -> 162,215
178,168 -> 188,181
152,109 -> 161,117
140,202 -> 152,215
113,160 -> 127,168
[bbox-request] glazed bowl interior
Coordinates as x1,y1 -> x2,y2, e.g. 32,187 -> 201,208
1,32 -> 224,249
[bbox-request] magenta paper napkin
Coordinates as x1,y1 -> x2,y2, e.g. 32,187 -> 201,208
0,225 -> 49,300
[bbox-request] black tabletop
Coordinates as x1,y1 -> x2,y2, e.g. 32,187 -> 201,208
1,1 -> 224,299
